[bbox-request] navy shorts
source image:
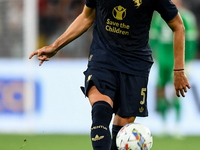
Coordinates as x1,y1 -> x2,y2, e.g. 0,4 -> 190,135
81,66 -> 149,117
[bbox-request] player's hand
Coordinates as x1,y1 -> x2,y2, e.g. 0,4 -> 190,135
174,71 -> 191,97
29,46 -> 58,66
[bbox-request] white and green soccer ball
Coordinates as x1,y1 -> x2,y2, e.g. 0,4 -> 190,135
116,123 -> 153,150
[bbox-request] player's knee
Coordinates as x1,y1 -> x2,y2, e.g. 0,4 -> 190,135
88,86 -> 113,107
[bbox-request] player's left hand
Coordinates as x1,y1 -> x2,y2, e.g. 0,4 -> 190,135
174,70 -> 191,97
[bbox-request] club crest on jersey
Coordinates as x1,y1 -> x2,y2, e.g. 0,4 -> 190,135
133,0 -> 142,8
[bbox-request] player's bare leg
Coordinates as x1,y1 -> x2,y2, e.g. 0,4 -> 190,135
88,85 -> 113,107
113,115 -> 136,126
88,86 -> 113,150
111,115 -> 136,150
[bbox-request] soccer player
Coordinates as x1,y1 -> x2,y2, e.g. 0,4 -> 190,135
29,0 -> 191,149
149,0 -> 198,136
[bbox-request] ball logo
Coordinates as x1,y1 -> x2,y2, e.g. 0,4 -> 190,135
112,6 -> 126,20
132,129 -> 147,150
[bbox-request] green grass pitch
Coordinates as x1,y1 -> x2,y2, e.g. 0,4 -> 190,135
0,134 -> 200,150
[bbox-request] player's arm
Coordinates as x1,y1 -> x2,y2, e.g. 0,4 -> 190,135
29,5 -> 96,66
51,5 -> 95,51
167,13 -> 191,97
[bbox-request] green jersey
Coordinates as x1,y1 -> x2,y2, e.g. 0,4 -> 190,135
149,8 -> 198,87
150,8 -> 198,65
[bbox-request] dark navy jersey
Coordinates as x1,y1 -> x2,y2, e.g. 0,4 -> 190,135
86,0 -> 178,77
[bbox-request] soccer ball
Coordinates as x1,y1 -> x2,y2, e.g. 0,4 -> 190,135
116,123 -> 153,150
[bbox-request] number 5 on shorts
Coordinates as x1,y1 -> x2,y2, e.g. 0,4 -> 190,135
140,88 -> 146,105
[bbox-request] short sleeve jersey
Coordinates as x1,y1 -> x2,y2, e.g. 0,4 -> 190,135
86,0 -> 178,77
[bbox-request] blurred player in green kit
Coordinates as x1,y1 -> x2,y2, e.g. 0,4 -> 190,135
150,0 -> 198,136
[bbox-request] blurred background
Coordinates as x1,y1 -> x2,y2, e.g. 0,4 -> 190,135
0,0 -> 200,149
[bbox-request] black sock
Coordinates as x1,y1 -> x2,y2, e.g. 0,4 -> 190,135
111,125 -> 123,150
91,101 -> 113,150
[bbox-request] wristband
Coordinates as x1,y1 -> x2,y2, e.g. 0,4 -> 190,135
173,69 -> 184,71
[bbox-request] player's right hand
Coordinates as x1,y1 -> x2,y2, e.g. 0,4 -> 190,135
29,46 -> 58,66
